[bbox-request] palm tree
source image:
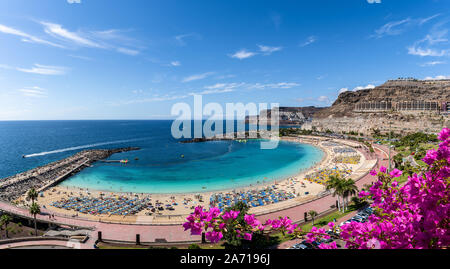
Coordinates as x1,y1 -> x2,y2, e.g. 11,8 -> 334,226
308,210 -> 318,225
29,202 -> 40,236
342,179 -> 358,212
27,188 -> 38,204
0,214 -> 12,238
326,175 -> 345,212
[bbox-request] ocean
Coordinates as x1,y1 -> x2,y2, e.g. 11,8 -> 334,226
0,120 -> 323,193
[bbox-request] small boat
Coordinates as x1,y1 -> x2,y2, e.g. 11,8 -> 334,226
134,157 -> 139,160
22,155 -> 26,158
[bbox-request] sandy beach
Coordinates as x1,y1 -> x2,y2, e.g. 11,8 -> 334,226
21,137 -> 369,224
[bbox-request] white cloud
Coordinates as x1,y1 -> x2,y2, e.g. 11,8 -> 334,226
202,82 -> 245,92
424,75 -> 450,80
182,72 -> 215,82
258,45 -> 282,55
373,18 -> 411,38
300,36 -> 316,47
353,84 -> 376,91
372,14 -> 440,39
16,64 -> 67,75
407,21 -> 449,57
174,33 -> 201,46
420,61 -> 446,67
248,82 -> 300,89
116,47 -> 139,56
67,0 -> 81,3
170,61 -> 181,66
408,46 -> 447,57
0,64 -> 13,70
18,86 -> 47,98
189,88 -> 234,96
0,24 -> 64,48
338,84 -> 375,95
419,14 -> 442,26
230,49 -> 257,60
68,54 -> 92,61
41,22 -> 102,48
317,96 -> 330,103
367,0 -> 381,3
39,22 -> 141,56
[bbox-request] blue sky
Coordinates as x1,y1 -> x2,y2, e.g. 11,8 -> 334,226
0,0 -> 449,120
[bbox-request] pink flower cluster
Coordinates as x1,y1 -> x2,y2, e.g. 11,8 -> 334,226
309,128 -> 450,249
182,128 -> 449,249
183,207 -> 302,244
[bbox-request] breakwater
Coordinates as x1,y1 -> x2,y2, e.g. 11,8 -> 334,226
0,147 -> 139,202
180,130 -> 274,143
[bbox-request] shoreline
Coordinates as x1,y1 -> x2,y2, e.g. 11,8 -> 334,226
58,138 -> 327,196
9,136 -> 371,224
30,137 -> 361,223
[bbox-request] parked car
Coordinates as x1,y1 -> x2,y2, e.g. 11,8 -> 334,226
290,243 -> 309,249
301,240 -> 317,249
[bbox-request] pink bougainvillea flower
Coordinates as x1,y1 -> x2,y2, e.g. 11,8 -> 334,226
328,222 -> 335,229
222,210 -> 240,221
438,127 -> 450,141
244,214 -> 261,228
243,233 -> 252,241
205,230 -> 223,243
379,166 -> 387,173
370,170 -> 378,176
389,169 -> 402,178
359,190 -> 370,198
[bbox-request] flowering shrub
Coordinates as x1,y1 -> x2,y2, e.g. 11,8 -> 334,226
183,205 -> 302,246
183,128 -> 449,249
308,127 -> 449,249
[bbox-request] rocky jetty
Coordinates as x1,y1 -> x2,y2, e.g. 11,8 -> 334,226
0,147 -> 140,202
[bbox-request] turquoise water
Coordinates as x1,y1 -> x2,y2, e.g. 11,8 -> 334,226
61,140 -> 323,194
0,120 -> 322,194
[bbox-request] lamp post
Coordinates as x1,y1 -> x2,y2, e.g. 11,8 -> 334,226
388,121 -> 392,172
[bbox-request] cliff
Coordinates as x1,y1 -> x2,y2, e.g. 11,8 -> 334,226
245,106 -> 324,125
306,79 -> 450,135
315,79 -> 450,118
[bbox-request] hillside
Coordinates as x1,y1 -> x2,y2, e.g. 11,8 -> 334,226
315,79 -> 450,118
305,79 -> 450,135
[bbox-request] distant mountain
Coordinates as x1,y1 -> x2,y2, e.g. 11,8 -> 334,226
245,106 -> 324,125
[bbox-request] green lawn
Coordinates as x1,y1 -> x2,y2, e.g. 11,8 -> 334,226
301,204 -> 358,232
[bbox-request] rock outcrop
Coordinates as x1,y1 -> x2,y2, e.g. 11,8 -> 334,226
305,79 -> 450,135
246,106 -> 324,125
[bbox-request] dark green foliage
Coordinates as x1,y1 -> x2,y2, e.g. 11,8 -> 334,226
394,132 -> 438,148
187,244 -> 200,249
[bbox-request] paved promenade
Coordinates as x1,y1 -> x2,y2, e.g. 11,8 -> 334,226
0,142 -> 391,248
